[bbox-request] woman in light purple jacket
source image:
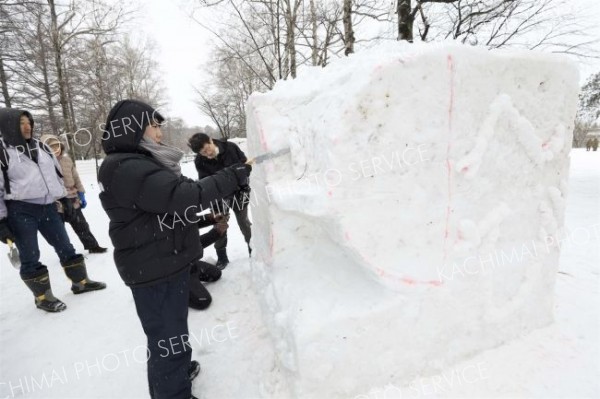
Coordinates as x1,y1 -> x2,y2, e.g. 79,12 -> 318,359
0,108 -> 106,312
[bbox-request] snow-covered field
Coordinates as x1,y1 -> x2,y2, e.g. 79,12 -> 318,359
0,148 -> 598,399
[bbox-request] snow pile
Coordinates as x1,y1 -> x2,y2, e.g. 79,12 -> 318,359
245,42 -> 579,398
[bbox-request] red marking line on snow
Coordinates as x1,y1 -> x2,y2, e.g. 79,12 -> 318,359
443,54 -> 455,263
375,267 -> 444,287
253,109 -> 269,152
346,232 -> 443,287
269,229 -> 274,259
344,231 -> 444,287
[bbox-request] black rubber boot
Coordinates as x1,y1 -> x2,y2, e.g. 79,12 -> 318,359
215,248 -> 229,270
22,273 -> 67,312
61,255 -> 107,294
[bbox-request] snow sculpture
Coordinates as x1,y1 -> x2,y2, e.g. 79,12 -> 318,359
246,42 -> 579,397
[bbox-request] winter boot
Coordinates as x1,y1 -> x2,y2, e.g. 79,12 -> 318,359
61,255 -> 107,294
215,248 -> 229,270
88,246 -> 108,254
22,273 -> 67,312
189,360 -> 201,381
191,260 -> 221,283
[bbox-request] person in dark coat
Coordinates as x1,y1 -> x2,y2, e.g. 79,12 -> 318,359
188,133 -> 252,268
188,213 -> 229,310
0,108 -> 106,313
98,100 -> 250,399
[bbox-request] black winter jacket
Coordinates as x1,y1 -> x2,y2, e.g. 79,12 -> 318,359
98,100 -> 243,287
194,139 -> 250,212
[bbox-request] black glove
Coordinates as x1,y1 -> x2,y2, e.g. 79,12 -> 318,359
59,198 -> 74,224
230,163 -> 252,188
0,218 -> 16,244
214,213 -> 230,224
214,221 -> 229,235
239,184 -> 251,194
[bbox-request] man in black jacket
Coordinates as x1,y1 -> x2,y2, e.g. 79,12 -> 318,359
188,133 -> 252,268
99,100 -> 250,399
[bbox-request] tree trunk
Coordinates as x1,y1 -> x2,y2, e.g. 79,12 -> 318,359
40,51 -> 60,135
283,0 -> 299,79
36,16 -> 60,135
310,0 -> 318,65
65,66 -> 77,131
397,0 -> 413,42
48,0 -> 73,134
0,53 -> 11,107
275,0 -> 283,80
343,0 -> 355,56
65,64 -> 78,158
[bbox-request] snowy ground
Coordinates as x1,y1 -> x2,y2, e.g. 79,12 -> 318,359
0,148 -> 598,399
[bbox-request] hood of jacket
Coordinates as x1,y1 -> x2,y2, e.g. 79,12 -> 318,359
102,99 -> 164,154
40,134 -> 60,146
0,108 -> 34,148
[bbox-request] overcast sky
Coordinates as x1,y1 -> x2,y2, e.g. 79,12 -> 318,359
133,0 -> 213,127
134,0 -> 600,128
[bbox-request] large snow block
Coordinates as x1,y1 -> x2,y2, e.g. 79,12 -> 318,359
246,43 -> 579,398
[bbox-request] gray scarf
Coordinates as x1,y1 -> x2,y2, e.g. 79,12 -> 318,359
139,137 -> 184,177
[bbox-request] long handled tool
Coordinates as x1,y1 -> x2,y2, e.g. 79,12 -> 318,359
247,148 -> 290,165
6,239 -> 20,269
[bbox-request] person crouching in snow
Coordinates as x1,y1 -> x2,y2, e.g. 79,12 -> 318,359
98,99 -> 251,399
0,108 -> 106,313
188,212 -> 230,310
40,134 -> 107,254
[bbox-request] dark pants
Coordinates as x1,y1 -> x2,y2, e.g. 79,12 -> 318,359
6,201 -> 78,279
214,205 -> 252,251
131,270 -> 192,399
68,207 -> 99,249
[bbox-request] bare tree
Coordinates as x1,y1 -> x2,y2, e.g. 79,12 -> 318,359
195,91 -> 237,139
390,0 -> 599,59
2,1 -> 167,164
191,0 -> 354,135
46,0 -> 127,137
1,2 -> 63,132
342,0 -> 355,55
71,34 -> 165,162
